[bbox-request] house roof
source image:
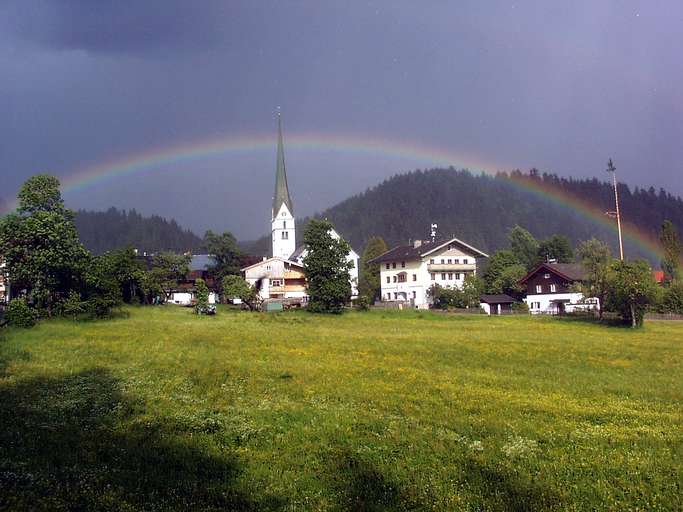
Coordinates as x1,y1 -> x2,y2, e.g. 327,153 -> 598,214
272,114 -> 293,216
653,270 -> 665,283
240,256 -> 303,272
480,294 -> 517,304
289,245 -> 306,261
190,254 -> 213,271
368,237 -> 488,264
518,262 -> 586,285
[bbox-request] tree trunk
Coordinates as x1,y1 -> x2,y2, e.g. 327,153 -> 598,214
630,303 -> 637,328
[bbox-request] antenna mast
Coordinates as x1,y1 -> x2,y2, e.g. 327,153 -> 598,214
606,158 -> 624,260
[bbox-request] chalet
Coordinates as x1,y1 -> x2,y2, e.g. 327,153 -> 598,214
480,294 -> 517,315
518,262 -> 598,315
242,257 -> 307,301
369,237 -> 489,309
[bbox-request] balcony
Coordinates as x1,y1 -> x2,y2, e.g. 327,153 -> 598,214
427,263 -> 476,272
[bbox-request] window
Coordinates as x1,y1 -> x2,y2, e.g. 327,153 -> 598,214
456,273 -> 462,280
282,212 -> 286,216
429,259 -> 434,264
282,231 -> 288,239
412,291 -> 417,299
392,262 -> 396,269
430,273 -> 435,280
393,275 -> 397,283
550,284 -> 557,293
441,259 -> 445,264
463,258 -> 468,264
447,259 -> 452,264
535,285 -> 542,293
441,273 -> 446,280
270,279 -> 282,287
401,261 -> 406,268
386,276 -> 390,283
266,265 -> 271,271
394,293 -> 399,300
283,220 -> 287,229
386,263 -> 390,270
398,273 -> 407,283
454,258 -> 459,264
412,274 -> 417,281
544,273 -> 551,279
448,273 -> 453,280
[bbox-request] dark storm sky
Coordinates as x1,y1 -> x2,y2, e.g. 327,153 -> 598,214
1,1 -> 681,240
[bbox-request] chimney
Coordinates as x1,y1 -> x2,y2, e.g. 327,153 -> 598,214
413,239 -> 422,248
263,256 -> 267,261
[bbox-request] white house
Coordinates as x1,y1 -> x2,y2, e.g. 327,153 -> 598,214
242,257 -> 307,301
370,237 -> 489,309
0,260 -> 8,304
519,262 -> 599,315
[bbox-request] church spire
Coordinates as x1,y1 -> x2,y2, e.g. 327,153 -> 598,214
272,111 -> 293,218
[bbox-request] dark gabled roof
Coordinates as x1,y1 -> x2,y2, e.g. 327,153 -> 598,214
518,262 -> 586,285
368,237 -> 488,264
480,294 -> 517,304
272,113 -> 293,216
289,245 -> 306,261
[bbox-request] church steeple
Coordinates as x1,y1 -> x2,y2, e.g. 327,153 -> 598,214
271,111 -> 296,259
272,112 -> 293,219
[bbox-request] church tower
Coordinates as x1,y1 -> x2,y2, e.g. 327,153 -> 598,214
272,113 -> 296,259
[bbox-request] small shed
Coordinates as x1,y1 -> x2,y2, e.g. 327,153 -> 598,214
480,294 -> 517,315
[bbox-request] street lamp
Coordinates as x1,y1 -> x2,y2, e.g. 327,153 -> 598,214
605,158 -> 624,260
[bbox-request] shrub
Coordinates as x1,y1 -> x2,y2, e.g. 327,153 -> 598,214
6,297 -> 36,328
86,294 -> 120,319
61,290 -> 86,320
511,301 -> 529,313
662,281 -> 683,314
355,295 -> 370,311
194,278 -> 210,315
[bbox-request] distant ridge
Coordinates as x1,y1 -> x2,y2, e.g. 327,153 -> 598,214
242,169 -> 683,263
75,207 -> 204,255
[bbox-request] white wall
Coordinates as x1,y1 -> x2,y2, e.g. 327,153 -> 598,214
525,293 -> 599,315
272,203 -> 296,260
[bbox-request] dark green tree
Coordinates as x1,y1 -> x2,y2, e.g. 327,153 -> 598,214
508,225 -> 539,270
482,250 -> 519,293
605,259 -> 658,327
461,273 -> 485,308
576,238 -> 613,319
662,281 -> 683,314
204,230 -> 242,280
537,235 -> 574,263
358,236 -> 388,302
0,175 -> 89,315
659,220 -> 682,284
194,278 -> 209,315
303,219 -> 352,314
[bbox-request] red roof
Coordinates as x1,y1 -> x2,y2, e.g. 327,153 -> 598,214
653,270 -> 665,283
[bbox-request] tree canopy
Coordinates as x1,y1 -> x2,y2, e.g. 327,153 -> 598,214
358,236 -> 388,302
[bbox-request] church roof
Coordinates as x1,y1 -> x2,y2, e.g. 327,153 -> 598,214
273,113 -> 293,216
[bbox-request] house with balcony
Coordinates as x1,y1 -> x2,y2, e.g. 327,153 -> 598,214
518,262 -> 599,315
369,237 -> 488,309
242,257 -> 308,302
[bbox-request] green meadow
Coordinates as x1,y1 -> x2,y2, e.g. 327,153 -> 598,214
0,306 -> 681,511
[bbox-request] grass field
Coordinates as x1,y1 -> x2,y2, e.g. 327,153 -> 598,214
0,306 -> 681,511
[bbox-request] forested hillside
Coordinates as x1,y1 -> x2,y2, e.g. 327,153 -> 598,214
75,208 -> 203,255
243,169 -> 683,263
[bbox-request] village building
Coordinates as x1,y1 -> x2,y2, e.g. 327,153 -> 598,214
241,114 -> 359,302
480,294 -> 518,315
168,254 -> 218,306
370,236 -> 489,309
518,262 -> 599,315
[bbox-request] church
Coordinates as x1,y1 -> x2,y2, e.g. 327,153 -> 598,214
241,115 -> 359,303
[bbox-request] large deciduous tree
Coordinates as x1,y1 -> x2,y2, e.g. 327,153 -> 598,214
576,238 -> 613,319
303,219 -> 352,314
222,275 -> 261,311
358,236 -> 388,303
0,175 -> 89,315
537,235 -> 574,263
659,220 -> 682,284
203,230 -> 242,280
150,252 -> 191,300
605,259 -> 658,328
508,225 -> 539,270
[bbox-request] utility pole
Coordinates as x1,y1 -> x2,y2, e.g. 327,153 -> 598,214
606,158 -> 624,260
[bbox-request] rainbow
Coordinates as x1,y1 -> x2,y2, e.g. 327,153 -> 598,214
1,131 -> 664,261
